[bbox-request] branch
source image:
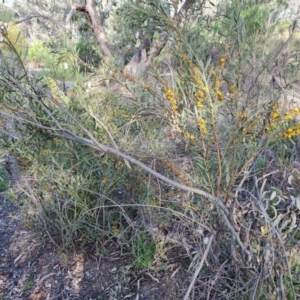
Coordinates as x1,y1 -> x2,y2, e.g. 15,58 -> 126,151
176,0 -> 197,23
10,0 -> 64,28
0,67 -> 229,215
66,0 -> 113,61
65,5 -> 77,32
125,0 -> 197,78
183,233 -> 214,300
12,14 -> 64,28
144,32 -> 169,68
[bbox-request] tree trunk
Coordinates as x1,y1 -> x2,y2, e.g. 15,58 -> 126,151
66,0 -> 197,79
66,0 -> 112,63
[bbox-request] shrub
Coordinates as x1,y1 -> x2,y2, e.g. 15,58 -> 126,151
27,40 -> 50,68
1,0 -> 300,298
0,24 -> 26,56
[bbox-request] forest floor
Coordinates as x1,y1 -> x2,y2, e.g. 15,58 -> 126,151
0,164 -> 189,300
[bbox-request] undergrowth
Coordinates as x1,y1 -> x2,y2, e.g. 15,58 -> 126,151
1,0 -> 300,299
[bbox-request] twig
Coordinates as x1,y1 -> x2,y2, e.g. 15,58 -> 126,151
183,234 -> 214,300
88,108 -> 119,150
219,208 -> 253,258
12,14 -> 64,28
285,221 -> 300,245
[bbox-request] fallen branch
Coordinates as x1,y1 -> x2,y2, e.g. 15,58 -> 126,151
183,233 -> 214,300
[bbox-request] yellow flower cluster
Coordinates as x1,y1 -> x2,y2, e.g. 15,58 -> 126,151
267,104 -> 300,138
196,89 -> 206,108
217,90 -> 224,101
164,86 -> 177,112
283,124 -> 300,138
271,111 -> 280,120
189,134 -> 195,141
225,79 -> 236,98
49,78 -> 57,89
284,107 -> 300,120
228,84 -> 236,95
267,104 -> 281,131
0,24 -> 25,55
101,176 -> 108,184
240,112 -> 247,122
214,76 -> 224,101
193,68 -> 209,107
197,118 -> 208,134
218,57 -> 226,69
53,137 -> 62,143
242,120 -> 259,136
184,130 -> 195,141
182,54 -> 192,64
193,67 -> 203,86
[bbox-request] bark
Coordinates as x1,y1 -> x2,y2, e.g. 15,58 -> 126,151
175,0 -> 197,23
124,0 -> 197,80
66,0 -> 113,62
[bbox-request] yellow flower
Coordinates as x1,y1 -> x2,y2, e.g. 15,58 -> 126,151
197,118 -> 208,133
49,78 -> 57,89
193,68 -> 203,86
197,100 -> 203,108
102,176 -> 108,184
218,57 -> 226,69
217,90 -> 224,101
240,112 -> 247,122
229,85 -> 235,94
53,137 -> 61,143
283,126 -> 299,138
271,112 -> 279,119
197,90 -> 205,98
284,113 -> 293,120
164,86 -> 177,113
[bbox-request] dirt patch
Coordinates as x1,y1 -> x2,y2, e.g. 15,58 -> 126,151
0,193 -> 188,300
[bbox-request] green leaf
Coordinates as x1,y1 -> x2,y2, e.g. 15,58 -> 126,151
124,159 -> 132,170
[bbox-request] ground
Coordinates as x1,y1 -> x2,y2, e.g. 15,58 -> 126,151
0,194 -> 188,300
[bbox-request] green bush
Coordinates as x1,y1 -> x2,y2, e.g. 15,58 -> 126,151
76,38 -> 101,70
27,40 -> 50,68
0,24 -> 26,57
1,0 -> 300,298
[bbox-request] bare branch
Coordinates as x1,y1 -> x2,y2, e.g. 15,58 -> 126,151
183,233 -> 214,300
0,67 -> 229,215
176,0 -> 197,23
65,5 -> 77,32
66,0 -> 113,61
144,31 -> 169,68
13,14 -> 64,28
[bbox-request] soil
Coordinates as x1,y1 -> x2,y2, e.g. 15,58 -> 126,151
0,171 -> 189,300
0,93 -> 192,300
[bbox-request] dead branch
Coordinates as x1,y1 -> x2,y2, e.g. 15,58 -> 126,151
175,0 -> 197,23
0,68 -> 229,216
183,233 -> 214,300
13,14 -> 64,28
